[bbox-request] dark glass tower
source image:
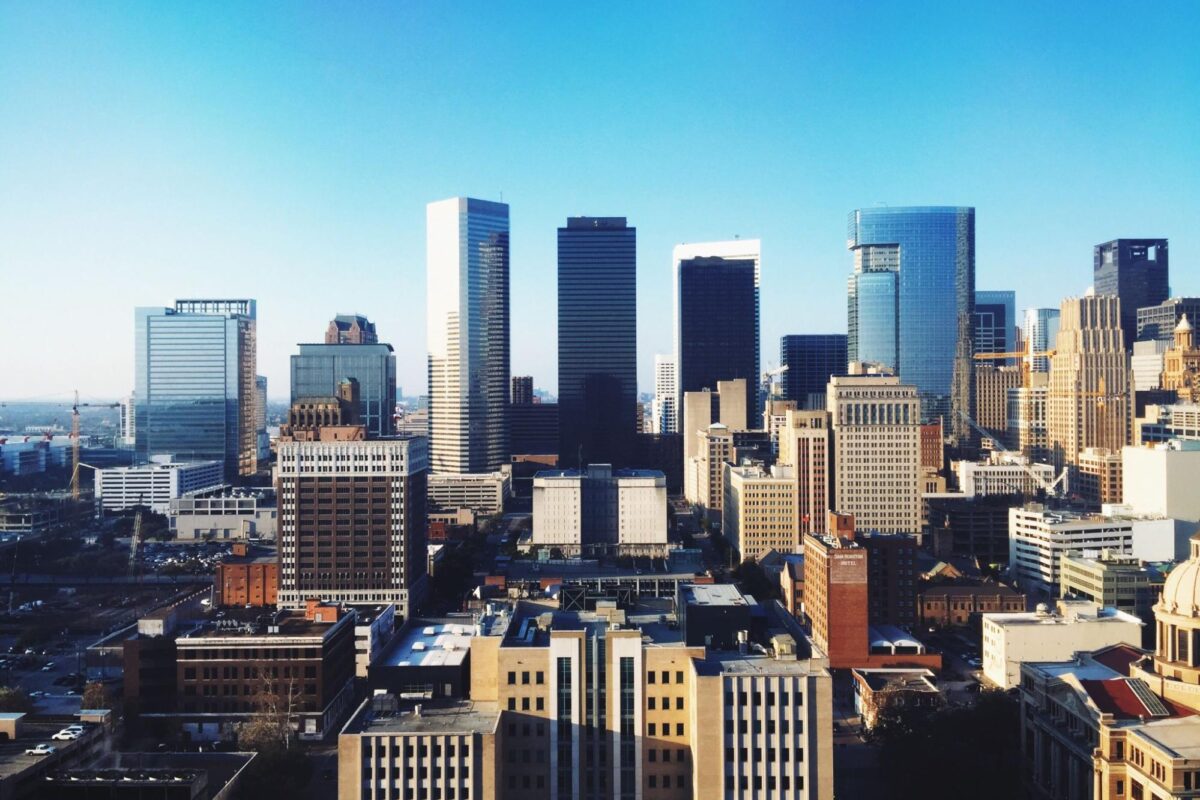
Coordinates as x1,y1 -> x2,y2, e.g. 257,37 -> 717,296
290,342 -> 397,437
557,217 -> 637,468
674,241 -> 760,423
1094,239 -> 1169,348
847,207 -> 975,433
779,334 -> 848,409
974,290 -> 1016,363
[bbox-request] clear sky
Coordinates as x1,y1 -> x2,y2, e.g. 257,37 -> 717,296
2,2 -> 1197,402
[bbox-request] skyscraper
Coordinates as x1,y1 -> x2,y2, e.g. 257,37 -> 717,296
557,217 -> 637,468
1047,295 -> 1130,467
652,354 -> 677,434
1023,307 -> 1061,373
426,197 -> 510,474
1094,238 -> 1169,348
291,342 -> 397,438
779,334 -> 848,409
510,375 -> 533,405
1137,297 -> 1200,344
846,207 -> 975,431
135,299 -> 257,478
974,290 -> 1017,363
674,240 -> 760,425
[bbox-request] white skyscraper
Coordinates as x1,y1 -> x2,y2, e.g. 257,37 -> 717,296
426,197 -> 510,475
652,354 -> 677,433
118,393 -> 136,449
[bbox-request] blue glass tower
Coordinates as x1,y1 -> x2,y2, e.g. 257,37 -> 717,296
557,217 -> 637,468
291,343 -> 397,437
847,207 -> 975,427
135,299 -> 257,478
974,290 -> 1017,363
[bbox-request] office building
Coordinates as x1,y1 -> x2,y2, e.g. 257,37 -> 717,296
1123,439 -> 1200,521
1137,297 -> 1200,343
94,457 -> 224,514
827,375 -> 921,535
973,290 -> 1017,362
326,313 -> 378,345
1077,447 -> 1123,506
557,217 -> 637,468
213,542 -> 279,607
861,533 -> 919,628
682,380 -> 749,504
779,335 -> 848,410
169,488 -> 277,542
1162,315 -> 1200,404
276,434 -> 428,616
1139,403 -> 1200,444
846,206 -> 975,430
1059,550 -> 1165,628
974,364 -> 1021,436
291,343 -> 397,439
653,355 -> 678,434
919,584 -> 1026,627
1047,295 -> 1130,467
1094,238 -> 1169,347
1023,307 -> 1060,373
463,592 -> 834,800
954,452 -> 1058,497
427,197 -> 510,474
532,464 -> 667,556
254,375 -> 268,463
427,471 -> 509,515
511,376 -> 534,406
1007,377 -> 1049,459
1131,338 -> 1169,391
674,240 -> 760,425
776,409 -> 830,536
135,299 -> 257,478
510,402 -> 559,457
925,495 -> 1015,566
118,393 -> 136,448
723,464 -> 797,560
981,601 -> 1142,689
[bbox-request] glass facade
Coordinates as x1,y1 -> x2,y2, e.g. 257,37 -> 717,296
847,207 -> 975,423
290,343 -> 397,437
1136,297 -> 1200,344
973,290 -> 1016,363
779,334 -> 848,409
134,300 -> 256,479
557,217 -> 637,468
676,253 -> 759,423
1094,238 -> 1169,348
1024,307 -> 1061,373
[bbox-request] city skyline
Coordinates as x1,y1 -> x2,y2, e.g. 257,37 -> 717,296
2,3 -> 1198,400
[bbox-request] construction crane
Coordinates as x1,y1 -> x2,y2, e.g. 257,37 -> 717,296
762,364 -> 789,400
67,391 -> 121,502
955,409 -> 1068,497
128,507 -> 144,576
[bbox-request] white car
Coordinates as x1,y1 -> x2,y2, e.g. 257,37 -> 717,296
24,744 -> 55,756
51,730 -> 80,741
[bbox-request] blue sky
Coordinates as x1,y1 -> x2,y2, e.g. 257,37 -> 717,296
2,2 -> 1198,401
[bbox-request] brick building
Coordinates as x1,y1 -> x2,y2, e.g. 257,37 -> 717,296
214,542 -> 278,607
919,583 -> 1026,627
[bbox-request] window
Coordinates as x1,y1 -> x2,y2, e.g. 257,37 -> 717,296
536,697 -> 544,711
507,672 -> 516,685
675,697 -> 683,710
648,671 -> 656,684
536,671 -> 544,684
648,723 -> 656,736
676,671 -> 684,683
649,750 -> 657,762
676,723 -> 684,736
648,697 -> 656,710
522,671 -> 530,685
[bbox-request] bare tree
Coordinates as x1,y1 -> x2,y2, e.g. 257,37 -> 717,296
238,671 -> 300,753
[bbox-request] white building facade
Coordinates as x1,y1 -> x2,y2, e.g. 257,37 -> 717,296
94,458 -> 224,514
653,354 -> 678,434
1123,440 -> 1200,522
532,465 -> 667,555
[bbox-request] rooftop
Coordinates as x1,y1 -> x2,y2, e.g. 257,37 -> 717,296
178,609 -> 343,641
985,607 -> 1143,627
1130,716 -> 1200,760
680,584 -> 748,607
852,668 -> 939,693
380,620 -> 476,668
346,698 -> 500,736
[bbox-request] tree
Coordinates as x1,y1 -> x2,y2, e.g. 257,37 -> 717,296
236,675 -> 312,795
0,687 -> 33,714
81,681 -> 111,710
733,559 -> 779,601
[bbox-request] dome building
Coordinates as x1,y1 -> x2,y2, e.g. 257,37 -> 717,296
1131,531 -> 1200,711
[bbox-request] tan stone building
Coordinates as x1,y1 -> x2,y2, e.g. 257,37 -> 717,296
975,364 -> 1022,436
776,410 -> 831,536
683,380 -> 749,505
723,464 -> 797,560
1047,296 -> 1130,468
827,375 -> 921,535
1077,447 -> 1123,507
1162,315 -> 1200,403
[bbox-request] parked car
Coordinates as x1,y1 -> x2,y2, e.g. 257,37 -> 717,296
24,744 -> 55,756
51,730 -> 80,741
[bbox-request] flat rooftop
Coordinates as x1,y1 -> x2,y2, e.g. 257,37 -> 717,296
381,620 -> 476,668
694,650 -> 822,677
348,699 -> 500,736
853,669 -> 939,693
986,608 -> 1142,627
680,584 -> 748,607
179,611 -> 339,640
1131,717 -> 1200,760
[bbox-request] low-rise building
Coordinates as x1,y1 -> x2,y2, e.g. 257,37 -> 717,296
367,614 -> 482,699
780,555 -> 805,619
95,457 -> 224,514
169,488 -> 276,542
953,453 -> 1058,497
851,668 -> 942,730
352,604 -> 397,680
427,471 -> 510,515
1059,550 -> 1165,627
1077,447 -> 1124,507
919,583 -> 1026,627
531,464 -> 667,556
213,542 -> 278,607
981,600 -> 1143,689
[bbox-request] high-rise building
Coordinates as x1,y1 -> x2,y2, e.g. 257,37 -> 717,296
254,375 -> 268,463
1094,238 -> 1169,348
681,380 -> 748,503
557,217 -> 637,468
276,433 -> 428,617
1137,297 -> 1200,343
118,393 -> 136,449
973,290 -> 1017,363
427,197 -> 510,475
827,375 -> 921,535
1023,307 -> 1061,373
291,343 -> 397,438
326,313 -> 378,345
723,464 -> 797,560
779,335 -> 848,410
1008,377 -> 1049,459
653,355 -> 678,434
974,364 -> 1022,435
532,464 -> 667,556
674,240 -> 760,427
776,409 -> 831,536
1047,295 -> 1130,467
846,207 -> 975,429
135,299 -> 257,478
511,375 -> 533,405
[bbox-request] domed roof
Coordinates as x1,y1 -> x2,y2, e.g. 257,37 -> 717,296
1177,314 -> 1193,333
1159,534 -> 1200,618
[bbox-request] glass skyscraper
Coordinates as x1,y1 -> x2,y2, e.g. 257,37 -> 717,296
674,240 -> 760,425
974,290 -> 1017,363
847,207 -> 975,426
557,217 -> 637,468
779,334 -> 848,409
1094,239 -> 1169,348
290,343 -> 397,437
134,299 -> 257,479
1024,307 -> 1061,373
426,197 -> 510,474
